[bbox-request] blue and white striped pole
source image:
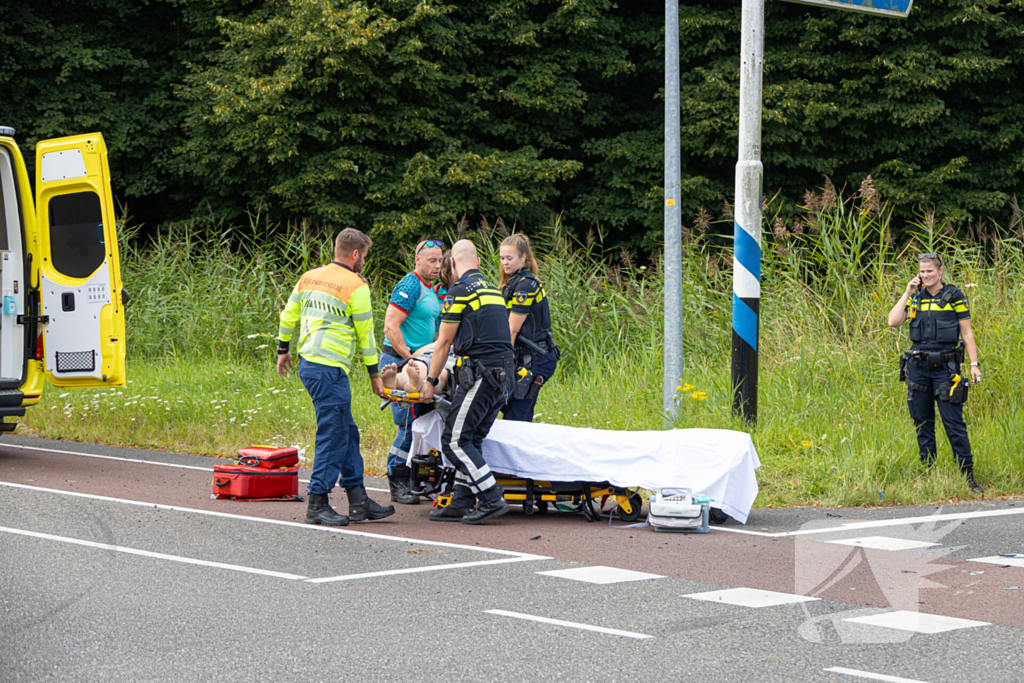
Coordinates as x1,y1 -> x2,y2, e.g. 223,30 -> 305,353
731,0 -> 764,421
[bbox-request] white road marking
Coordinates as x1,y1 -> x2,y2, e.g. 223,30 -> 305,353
308,556 -> 544,584
715,507 -> 1024,538
968,555 -> 1024,568
825,666 -> 934,683
0,525 -> 308,580
827,536 -> 939,551
536,566 -> 664,584
0,443 -> 389,491
484,610 -> 653,640
684,587 -> 819,608
0,482 -> 548,560
844,611 -> 989,634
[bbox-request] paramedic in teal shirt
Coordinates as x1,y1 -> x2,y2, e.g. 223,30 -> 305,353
380,239 -> 444,504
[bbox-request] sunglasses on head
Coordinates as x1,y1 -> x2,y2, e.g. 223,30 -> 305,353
417,240 -> 444,254
918,252 -> 942,265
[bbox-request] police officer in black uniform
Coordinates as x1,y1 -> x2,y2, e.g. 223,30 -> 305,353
420,240 -> 515,524
888,253 -> 984,493
498,234 -> 559,422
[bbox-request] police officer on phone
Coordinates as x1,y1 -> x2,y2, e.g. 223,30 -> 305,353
887,252 -> 984,493
419,239 -> 514,524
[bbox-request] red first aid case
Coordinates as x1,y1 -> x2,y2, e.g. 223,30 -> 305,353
236,445 -> 299,469
212,464 -> 300,501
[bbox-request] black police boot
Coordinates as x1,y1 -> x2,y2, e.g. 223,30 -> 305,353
305,492 -> 349,526
963,469 -> 985,495
388,465 -> 420,505
428,504 -> 472,522
461,488 -> 510,525
346,485 -> 396,522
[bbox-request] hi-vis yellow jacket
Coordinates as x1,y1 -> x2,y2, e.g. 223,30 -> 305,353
278,263 -> 378,374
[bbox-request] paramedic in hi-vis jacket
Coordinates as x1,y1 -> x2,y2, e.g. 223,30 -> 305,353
419,240 -> 515,525
277,228 -> 396,527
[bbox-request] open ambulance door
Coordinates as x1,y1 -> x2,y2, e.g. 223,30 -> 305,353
34,134 -> 126,388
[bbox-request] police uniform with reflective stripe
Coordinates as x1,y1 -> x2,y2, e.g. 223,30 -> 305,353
439,269 -> 514,506
902,283 -> 974,469
501,269 -> 559,422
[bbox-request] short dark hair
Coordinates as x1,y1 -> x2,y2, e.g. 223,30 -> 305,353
335,228 -> 372,256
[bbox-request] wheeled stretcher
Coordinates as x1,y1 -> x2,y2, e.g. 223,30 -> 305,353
408,448 -> 645,522
382,386 -> 644,521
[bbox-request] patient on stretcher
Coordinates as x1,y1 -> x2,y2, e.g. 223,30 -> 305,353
381,343 -> 453,397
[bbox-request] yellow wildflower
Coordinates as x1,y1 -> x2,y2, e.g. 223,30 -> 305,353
690,391 -> 707,401
681,384 -> 696,392
801,440 -> 812,448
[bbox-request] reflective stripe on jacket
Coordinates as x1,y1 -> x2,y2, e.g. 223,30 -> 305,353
278,263 -> 378,373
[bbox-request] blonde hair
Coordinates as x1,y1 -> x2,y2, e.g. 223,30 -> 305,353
498,233 -> 540,288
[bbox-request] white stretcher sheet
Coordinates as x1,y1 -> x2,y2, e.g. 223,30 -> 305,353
410,412 -> 761,524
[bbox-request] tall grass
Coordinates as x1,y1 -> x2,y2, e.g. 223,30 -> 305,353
25,189 -> 1024,508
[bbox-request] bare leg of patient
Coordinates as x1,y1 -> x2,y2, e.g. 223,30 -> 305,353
381,358 -> 448,395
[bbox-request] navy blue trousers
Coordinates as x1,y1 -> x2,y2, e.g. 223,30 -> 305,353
906,357 -> 973,470
298,359 -> 364,493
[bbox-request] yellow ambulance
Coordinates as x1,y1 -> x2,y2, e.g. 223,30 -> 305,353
0,127 -> 126,431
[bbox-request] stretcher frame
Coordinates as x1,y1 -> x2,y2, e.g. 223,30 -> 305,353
408,449 -> 645,523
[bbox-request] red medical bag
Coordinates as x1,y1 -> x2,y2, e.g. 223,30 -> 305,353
212,464 -> 300,501
236,445 -> 299,469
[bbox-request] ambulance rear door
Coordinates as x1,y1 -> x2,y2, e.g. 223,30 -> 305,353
34,134 -> 126,387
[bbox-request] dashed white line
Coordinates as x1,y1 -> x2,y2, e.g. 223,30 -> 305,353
0,525 -> 308,580
484,610 -> 653,640
844,611 -> 989,634
825,666 -> 933,683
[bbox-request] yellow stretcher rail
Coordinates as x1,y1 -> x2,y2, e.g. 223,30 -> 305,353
381,387 -> 423,403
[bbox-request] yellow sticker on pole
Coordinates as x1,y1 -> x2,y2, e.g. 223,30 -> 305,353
666,199 -> 676,206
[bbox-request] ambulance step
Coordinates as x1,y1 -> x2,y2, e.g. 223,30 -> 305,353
0,389 -> 24,407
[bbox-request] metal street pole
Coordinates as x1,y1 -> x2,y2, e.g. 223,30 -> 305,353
663,0 -> 683,418
730,0 -> 765,422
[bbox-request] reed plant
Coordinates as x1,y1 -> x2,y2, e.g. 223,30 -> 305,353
23,188 -> 1024,508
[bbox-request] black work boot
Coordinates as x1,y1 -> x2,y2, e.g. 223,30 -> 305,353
428,504 -> 471,522
304,492 -> 349,526
461,488 -> 510,525
388,465 -> 420,505
963,469 -> 985,495
346,485 -> 396,522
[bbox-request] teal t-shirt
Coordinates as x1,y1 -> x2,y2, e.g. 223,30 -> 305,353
387,272 -> 441,352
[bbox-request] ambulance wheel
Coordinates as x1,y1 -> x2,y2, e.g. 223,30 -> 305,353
709,507 -> 730,525
617,493 -> 644,523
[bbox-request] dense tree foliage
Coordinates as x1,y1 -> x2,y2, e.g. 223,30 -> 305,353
2,0 -> 1022,254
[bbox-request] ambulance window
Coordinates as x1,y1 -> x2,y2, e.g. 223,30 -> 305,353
48,191 -> 105,278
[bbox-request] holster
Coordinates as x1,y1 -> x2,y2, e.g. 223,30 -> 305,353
513,365 -> 535,400
898,354 -> 908,383
454,357 -> 477,391
938,371 -> 969,404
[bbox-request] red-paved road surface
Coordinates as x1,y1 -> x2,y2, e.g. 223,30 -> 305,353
2,444 -> 1021,629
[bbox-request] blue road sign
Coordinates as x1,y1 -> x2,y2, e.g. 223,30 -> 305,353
783,0 -> 912,18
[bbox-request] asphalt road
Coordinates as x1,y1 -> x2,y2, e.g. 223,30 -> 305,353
1,435 -> 1022,682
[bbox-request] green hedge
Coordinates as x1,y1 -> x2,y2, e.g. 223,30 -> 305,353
3,0 -> 1023,253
